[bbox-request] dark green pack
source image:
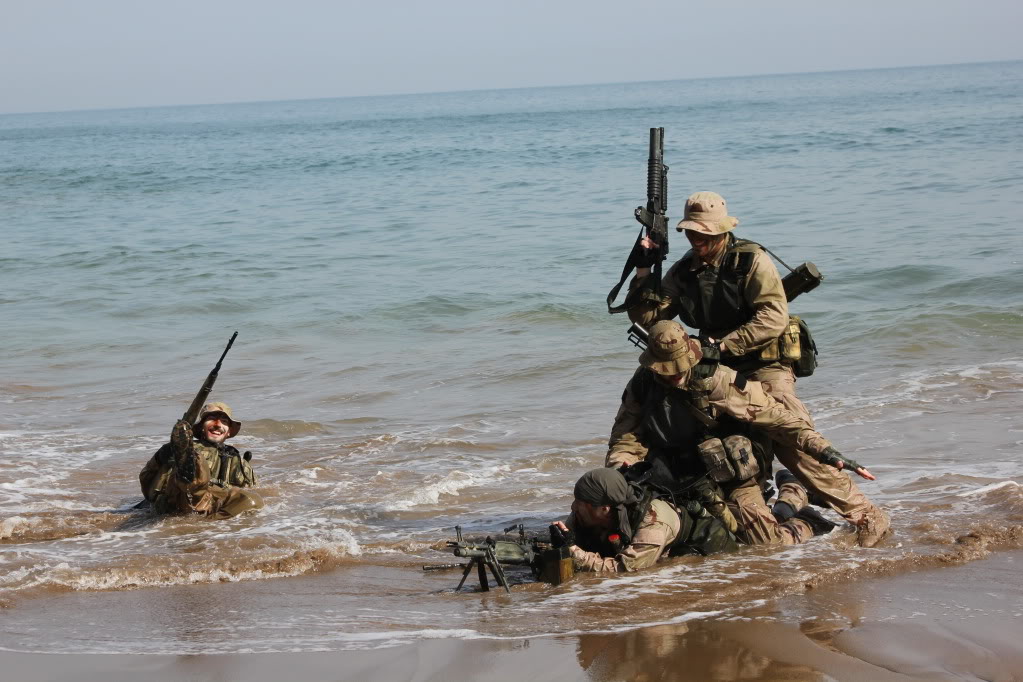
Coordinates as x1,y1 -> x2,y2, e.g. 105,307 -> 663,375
794,317 -> 818,378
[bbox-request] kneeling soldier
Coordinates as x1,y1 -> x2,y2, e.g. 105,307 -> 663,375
139,402 -> 263,519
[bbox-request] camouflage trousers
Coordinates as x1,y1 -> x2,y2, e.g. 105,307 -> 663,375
753,365 -> 876,525
727,478 -> 812,546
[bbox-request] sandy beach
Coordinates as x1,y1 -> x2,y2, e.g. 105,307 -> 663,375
4,550 -> 1020,682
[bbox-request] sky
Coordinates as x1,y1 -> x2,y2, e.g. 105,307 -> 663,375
2,0 -> 1022,115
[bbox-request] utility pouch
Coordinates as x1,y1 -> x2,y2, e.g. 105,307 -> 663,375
722,435 -> 759,481
779,316 -> 802,362
757,338 -> 781,362
793,317 -> 818,378
697,438 -> 734,483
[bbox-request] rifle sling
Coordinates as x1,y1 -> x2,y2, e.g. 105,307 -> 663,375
607,227 -> 664,314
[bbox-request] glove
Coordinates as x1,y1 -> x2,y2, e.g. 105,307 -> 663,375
631,241 -> 662,269
817,446 -> 865,473
549,524 -> 576,548
697,336 -> 721,362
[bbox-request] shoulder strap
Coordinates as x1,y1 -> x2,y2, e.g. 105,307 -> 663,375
607,227 -> 666,314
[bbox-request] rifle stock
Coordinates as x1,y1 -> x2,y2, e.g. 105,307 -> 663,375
181,331 -> 238,425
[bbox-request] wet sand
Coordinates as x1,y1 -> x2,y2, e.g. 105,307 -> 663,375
4,550 -> 1020,682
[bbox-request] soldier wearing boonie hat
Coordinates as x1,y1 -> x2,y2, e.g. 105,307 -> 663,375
603,319 -> 871,548
625,190 -> 891,548
139,400 -> 262,519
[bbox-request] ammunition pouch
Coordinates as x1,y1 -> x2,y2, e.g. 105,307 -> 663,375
697,436 -> 760,485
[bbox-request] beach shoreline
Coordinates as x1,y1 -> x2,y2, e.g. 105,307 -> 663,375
5,550 -> 1020,682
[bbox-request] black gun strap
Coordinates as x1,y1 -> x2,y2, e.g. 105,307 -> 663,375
737,239 -> 797,274
607,227 -> 663,314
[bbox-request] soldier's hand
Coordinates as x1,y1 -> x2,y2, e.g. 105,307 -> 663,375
697,336 -> 722,362
632,237 -> 662,268
818,446 -> 875,481
171,419 -> 193,451
549,523 -> 575,548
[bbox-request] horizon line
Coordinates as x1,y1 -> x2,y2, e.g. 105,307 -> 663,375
2,57 -> 1020,118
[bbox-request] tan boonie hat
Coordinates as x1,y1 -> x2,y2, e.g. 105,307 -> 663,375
675,191 -> 740,235
197,401 -> 241,438
639,321 -> 703,376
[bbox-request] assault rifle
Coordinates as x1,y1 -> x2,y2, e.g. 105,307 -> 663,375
423,524 -> 574,593
182,331 -> 238,425
607,127 -> 670,314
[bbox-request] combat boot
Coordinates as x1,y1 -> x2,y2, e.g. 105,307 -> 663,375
794,506 -> 837,536
854,506 -> 891,548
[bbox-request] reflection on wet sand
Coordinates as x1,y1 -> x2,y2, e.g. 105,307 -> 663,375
577,623 -> 823,682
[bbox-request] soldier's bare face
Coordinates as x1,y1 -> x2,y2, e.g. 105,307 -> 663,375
686,231 -> 727,264
202,415 -> 231,444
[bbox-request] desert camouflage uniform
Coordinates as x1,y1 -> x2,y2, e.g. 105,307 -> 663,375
565,498 -> 683,573
139,420 -> 258,519
628,243 -> 882,532
606,362 -> 821,546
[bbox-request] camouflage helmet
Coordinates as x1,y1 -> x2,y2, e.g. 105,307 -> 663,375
197,401 -> 241,438
639,321 -> 703,376
676,191 -> 740,235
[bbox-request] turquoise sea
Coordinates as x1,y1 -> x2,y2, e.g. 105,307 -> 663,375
1,61 -> 1021,655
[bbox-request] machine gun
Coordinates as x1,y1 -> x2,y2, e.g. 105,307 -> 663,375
423,524 -> 574,593
607,127 -> 670,314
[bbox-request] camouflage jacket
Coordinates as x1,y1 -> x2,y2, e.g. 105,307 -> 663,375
139,420 -> 256,515
606,364 -> 832,469
565,499 -> 682,573
628,245 -> 789,359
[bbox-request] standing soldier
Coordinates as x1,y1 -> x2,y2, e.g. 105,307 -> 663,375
627,191 -> 890,546
139,402 -> 262,519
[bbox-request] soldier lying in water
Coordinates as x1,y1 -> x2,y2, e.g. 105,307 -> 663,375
553,466 -> 837,574
139,402 -> 263,519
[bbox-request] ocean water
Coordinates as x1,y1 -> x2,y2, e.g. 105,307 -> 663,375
1,61 -> 1022,654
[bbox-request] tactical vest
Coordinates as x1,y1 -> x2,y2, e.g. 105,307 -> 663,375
674,238 -> 761,338
142,440 -> 256,514
630,366 -> 772,489
631,366 -> 749,475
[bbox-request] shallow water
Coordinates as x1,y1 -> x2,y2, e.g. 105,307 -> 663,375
1,60 -> 1022,653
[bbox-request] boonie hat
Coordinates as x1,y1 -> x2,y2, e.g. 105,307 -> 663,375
197,401 -> 241,438
676,191 -> 739,235
639,321 -> 703,376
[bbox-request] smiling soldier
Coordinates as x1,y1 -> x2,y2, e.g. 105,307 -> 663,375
139,402 -> 262,519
